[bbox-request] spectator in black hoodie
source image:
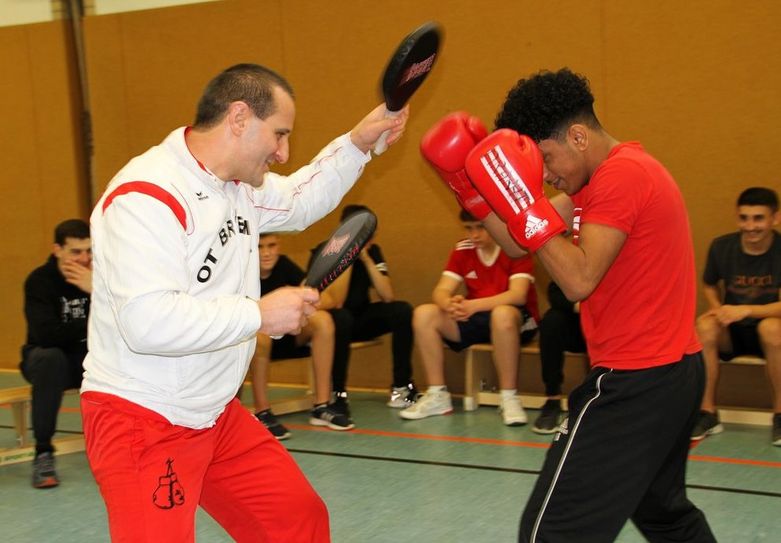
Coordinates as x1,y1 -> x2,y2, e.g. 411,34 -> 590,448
20,219 -> 91,488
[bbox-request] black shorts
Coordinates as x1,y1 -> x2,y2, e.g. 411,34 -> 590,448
270,335 -> 311,360
720,323 -> 764,360
444,306 -> 537,352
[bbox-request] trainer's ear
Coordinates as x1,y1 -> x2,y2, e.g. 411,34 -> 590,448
227,101 -> 251,135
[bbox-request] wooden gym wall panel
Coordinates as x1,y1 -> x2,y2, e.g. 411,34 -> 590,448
0,20 -> 87,369
84,0 -> 287,198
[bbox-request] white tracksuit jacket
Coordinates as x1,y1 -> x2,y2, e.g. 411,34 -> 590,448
82,127 -> 370,428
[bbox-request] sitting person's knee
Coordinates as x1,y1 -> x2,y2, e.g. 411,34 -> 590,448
757,318 -> 781,349
329,308 -> 354,329
539,308 -> 569,334
413,303 -> 440,327
696,314 -> 722,344
21,347 -> 70,387
391,300 -> 413,320
308,310 -> 335,335
24,347 -> 68,372
490,305 -> 521,331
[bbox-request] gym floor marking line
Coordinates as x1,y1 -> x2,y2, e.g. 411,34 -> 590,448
287,448 -> 781,499
287,423 -> 550,448
286,424 -> 781,469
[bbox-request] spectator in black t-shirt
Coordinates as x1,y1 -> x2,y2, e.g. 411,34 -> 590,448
692,187 -> 781,445
311,205 -> 416,415
21,219 -> 91,488
249,233 -> 353,439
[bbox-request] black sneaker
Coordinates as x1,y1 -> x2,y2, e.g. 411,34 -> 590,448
332,391 -> 352,419
310,403 -> 354,431
255,409 -> 291,440
772,413 -> 781,447
32,451 -> 59,489
532,399 -> 562,435
690,410 -> 723,441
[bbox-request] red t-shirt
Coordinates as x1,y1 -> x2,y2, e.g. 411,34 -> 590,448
444,241 -> 539,322
571,142 -> 701,369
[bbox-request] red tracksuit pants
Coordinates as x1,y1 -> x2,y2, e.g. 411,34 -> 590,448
81,392 -> 329,542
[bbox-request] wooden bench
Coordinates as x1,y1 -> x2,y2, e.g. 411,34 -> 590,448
723,355 -> 766,366
461,345 -> 772,425
462,341 -> 589,411
716,355 -> 771,425
266,339 -> 384,415
0,386 -> 84,466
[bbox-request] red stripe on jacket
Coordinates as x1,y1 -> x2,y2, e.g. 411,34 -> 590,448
102,181 -> 187,230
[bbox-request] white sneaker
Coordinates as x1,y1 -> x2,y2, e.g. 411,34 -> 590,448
399,390 -> 453,420
499,396 -> 527,426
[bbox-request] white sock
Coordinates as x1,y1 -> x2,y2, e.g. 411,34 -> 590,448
427,385 -> 447,394
500,389 -> 517,400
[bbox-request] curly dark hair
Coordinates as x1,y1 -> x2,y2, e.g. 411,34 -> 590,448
494,68 -> 600,142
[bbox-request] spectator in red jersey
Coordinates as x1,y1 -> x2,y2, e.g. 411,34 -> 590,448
399,209 -> 538,426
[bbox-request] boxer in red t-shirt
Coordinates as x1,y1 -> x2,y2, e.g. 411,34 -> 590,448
422,69 -> 715,542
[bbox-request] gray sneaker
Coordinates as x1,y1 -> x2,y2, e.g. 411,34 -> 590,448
399,390 -> 453,420
690,410 -> 723,441
32,451 -> 59,489
387,383 -> 419,408
772,413 -> 781,447
310,403 -> 355,431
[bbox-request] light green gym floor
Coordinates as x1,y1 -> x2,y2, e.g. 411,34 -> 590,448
1,372 -> 779,542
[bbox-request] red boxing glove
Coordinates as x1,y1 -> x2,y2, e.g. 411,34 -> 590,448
420,112 -> 492,220
465,129 -> 566,252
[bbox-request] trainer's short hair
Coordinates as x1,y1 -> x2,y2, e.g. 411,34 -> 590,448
194,64 -> 294,128
495,68 -> 601,142
54,219 -> 89,245
737,187 -> 779,212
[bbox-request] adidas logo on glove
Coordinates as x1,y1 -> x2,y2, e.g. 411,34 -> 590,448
525,214 -> 549,240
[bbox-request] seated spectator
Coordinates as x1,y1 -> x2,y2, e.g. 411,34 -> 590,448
249,233 -> 353,438
20,219 -> 91,488
400,210 -> 539,425
532,281 -> 587,434
313,204 -> 416,415
692,187 -> 781,446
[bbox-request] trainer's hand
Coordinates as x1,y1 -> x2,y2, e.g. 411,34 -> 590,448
61,261 -> 92,294
258,287 -> 320,337
350,103 -> 410,154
